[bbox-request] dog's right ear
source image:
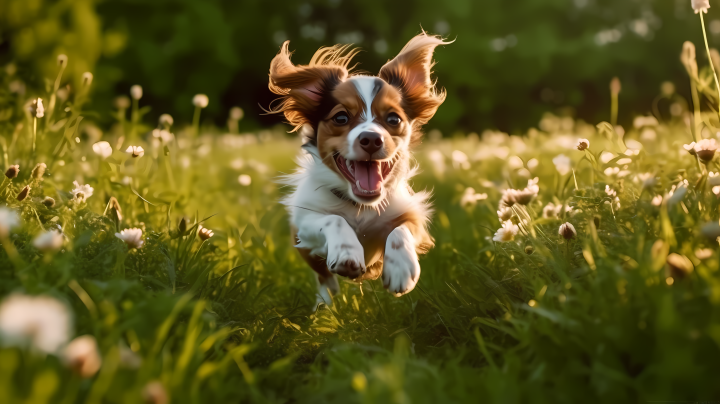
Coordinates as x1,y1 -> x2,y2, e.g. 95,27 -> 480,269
268,41 -> 357,131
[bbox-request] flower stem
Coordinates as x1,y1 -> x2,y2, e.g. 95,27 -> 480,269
700,12 -> 720,122
192,107 -> 201,139
610,93 -> 618,127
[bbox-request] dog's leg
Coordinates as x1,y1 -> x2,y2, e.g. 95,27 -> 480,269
296,214 -> 366,279
382,225 -> 421,296
315,273 -> 340,307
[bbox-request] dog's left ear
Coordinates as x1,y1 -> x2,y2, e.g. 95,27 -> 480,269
379,33 -> 452,127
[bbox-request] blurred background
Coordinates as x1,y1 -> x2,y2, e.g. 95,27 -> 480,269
0,0 -> 711,134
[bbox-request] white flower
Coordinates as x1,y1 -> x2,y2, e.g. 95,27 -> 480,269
576,138 -> 589,151
709,172 -> 720,186
552,154 -> 572,176
71,181 -> 94,202
193,94 -> 209,108
668,185 -> 688,205
159,114 -> 174,128
616,158 -> 632,165
713,186 -> 720,196
493,221 -> 519,243
0,207 -> 20,238
559,222 -> 576,239
152,129 -> 174,143
460,187 -> 488,208
692,0 -> 710,14
92,141 -> 113,159
198,226 -> 214,241
651,195 -> 663,206
683,142 -> 697,155
497,206 -> 513,221
130,85 -> 143,100
116,228 -> 144,249
451,150 -> 470,170
694,138 -> 717,162
0,294 -> 72,354
33,230 -> 64,252
63,335 -> 102,378
633,115 -> 658,128
57,54 -> 68,67
637,173 -> 657,189
125,146 -> 145,158
34,98 -> 44,118
238,174 -> 252,186
600,152 -> 615,164
605,185 -> 617,197
527,158 -> 539,170
604,167 -> 620,176
542,202 -> 558,218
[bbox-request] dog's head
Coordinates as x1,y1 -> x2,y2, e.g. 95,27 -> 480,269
268,33 -> 450,206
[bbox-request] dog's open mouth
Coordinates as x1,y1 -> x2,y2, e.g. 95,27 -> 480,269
334,154 -> 394,199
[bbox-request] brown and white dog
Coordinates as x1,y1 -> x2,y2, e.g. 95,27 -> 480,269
268,33 -> 451,304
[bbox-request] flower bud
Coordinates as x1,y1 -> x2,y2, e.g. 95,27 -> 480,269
178,217 -> 188,235
17,185 -> 30,201
193,94 -> 209,109
610,77 -> 621,96
42,196 -> 56,208
142,381 -> 168,404
5,165 -> 19,179
31,163 -> 47,181
230,107 -> 244,121
29,98 -> 45,118
159,114 -> 174,129
524,245 -> 534,255
130,85 -> 143,100
559,222 -> 576,240
114,95 -> 131,110
198,226 -> 214,241
575,138 -> 589,151
666,253 -> 694,280
63,335 -> 102,378
57,54 -> 68,67
108,197 -> 123,222
82,72 -> 93,88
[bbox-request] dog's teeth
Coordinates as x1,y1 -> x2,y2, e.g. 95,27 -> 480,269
346,159 -> 352,172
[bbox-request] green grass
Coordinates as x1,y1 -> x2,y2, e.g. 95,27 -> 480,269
2,68 -> 720,403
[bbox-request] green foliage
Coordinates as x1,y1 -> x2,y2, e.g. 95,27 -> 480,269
1,51 -> 720,403
0,0 -> 714,131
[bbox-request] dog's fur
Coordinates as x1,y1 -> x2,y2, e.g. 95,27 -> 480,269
268,33 -> 450,304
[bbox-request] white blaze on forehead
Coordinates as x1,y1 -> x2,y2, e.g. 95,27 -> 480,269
346,76 -> 387,159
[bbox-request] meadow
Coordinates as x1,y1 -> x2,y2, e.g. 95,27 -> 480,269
3,12 -> 720,404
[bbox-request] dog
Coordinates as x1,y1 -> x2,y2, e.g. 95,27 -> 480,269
268,33 -> 450,305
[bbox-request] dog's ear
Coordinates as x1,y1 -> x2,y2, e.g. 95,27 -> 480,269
379,33 -> 452,127
268,41 -> 357,132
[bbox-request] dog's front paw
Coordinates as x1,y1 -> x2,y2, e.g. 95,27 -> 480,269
327,241 -> 366,279
383,226 -> 420,296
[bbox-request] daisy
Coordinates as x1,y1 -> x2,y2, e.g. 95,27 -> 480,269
493,221 -> 519,243
33,230 -> 64,252
125,146 -> 145,158
116,228 -> 144,249
0,294 -> 72,354
71,181 -> 94,202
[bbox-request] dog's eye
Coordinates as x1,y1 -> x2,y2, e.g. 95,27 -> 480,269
332,112 -> 349,125
386,112 -> 401,126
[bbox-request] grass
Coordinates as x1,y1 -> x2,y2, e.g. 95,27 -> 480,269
3,59 -> 720,403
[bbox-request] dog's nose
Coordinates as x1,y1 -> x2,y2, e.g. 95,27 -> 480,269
358,132 -> 383,155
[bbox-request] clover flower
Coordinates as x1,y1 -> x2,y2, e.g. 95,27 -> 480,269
116,228 -> 144,249
0,207 -> 20,238
0,294 -> 72,354
126,145 -> 145,158
193,94 -> 209,109
552,154 -> 572,176
63,335 -> 102,378
33,230 -> 64,252
559,222 -> 576,239
93,141 -> 113,159
5,165 -> 19,179
575,138 -> 590,151
198,226 -> 214,241
692,0 -> 710,14
130,85 -> 143,100
71,181 -> 94,202
493,221 -> 519,243
694,138 -> 717,162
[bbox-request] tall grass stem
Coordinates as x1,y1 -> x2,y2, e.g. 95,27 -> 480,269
700,13 -> 720,122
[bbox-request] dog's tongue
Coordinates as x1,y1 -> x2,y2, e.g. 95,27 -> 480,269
354,161 -> 383,191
